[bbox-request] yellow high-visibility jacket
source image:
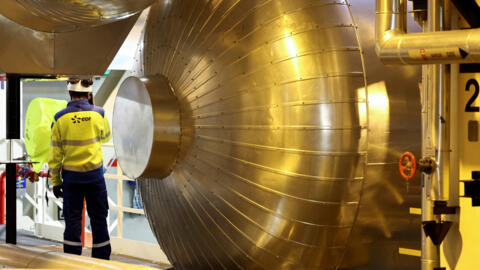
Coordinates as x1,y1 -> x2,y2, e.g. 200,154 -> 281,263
48,99 -> 111,186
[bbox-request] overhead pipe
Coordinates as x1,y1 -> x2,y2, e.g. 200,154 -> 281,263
375,0 -> 480,64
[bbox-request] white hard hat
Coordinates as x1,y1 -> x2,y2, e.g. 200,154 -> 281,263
67,79 -> 93,93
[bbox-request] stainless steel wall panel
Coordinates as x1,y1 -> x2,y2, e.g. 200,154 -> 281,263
0,12 -> 139,75
339,1 -> 422,269
53,15 -> 139,75
0,0 -> 154,74
0,16 -> 54,74
0,0 -> 155,33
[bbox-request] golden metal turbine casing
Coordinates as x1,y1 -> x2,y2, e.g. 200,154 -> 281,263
113,75 -> 180,179
113,0 -> 422,269
0,0 -> 154,74
113,0 -> 369,269
0,0 -> 155,32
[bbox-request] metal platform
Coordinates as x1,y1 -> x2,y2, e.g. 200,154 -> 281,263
0,225 -> 171,269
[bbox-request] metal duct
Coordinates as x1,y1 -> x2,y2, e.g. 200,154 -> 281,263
0,13 -> 139,75
0,0 -> 155,74
114,0 -> 367,269
376,0 -> 480,64
0,0 -> 155,33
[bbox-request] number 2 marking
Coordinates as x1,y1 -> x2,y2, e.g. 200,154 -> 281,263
465,79 -> 480,112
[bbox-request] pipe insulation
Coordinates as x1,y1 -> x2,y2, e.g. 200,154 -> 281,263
0,0 -> 156,33
113,0 -> 368,269
376,0 -> 480,64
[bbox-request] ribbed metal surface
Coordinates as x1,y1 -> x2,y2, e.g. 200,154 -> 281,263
0,0 -> 155,32
133,0 -> 368,269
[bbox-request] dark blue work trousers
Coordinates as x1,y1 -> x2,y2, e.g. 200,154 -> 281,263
62,178 -> 111,260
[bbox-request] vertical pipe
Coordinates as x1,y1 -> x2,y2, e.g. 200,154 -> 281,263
399,0 -> 407,32
428,0 -> 443,202
422,0 -> 447,269
422,63 -> 438,270
5,74 -> 20,245
448,3 -> 460,208
375,0 -> 403,43
433,0 -> 449,203
439,0 -> 452,204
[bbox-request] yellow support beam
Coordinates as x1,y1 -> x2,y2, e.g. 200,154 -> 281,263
399,247 -> 422,257
409,207 -> 422,215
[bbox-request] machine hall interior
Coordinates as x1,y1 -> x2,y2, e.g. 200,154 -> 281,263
0,0 -> 480,269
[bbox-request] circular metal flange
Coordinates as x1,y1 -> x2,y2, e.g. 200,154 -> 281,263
113,75 -> 180,179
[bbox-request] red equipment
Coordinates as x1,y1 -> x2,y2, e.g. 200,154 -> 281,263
399,152 -> 417,181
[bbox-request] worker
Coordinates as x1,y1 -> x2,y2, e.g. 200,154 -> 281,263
48,79 -> 112,260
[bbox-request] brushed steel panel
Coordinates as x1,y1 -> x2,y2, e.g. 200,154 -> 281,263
0,0 -> 155,33
53,15 -> 140,75
0,15 -> 54,74
0,12 -> 139,75
339,1 -> 423,269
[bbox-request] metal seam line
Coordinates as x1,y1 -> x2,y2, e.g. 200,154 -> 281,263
191,99 -> 366,119
196,135 -> 367,156
188,157 -> 361,207
195,146 -> 364,182
185,170 -> 350,250
174,170 -> 305,269
175,6 -> 352,88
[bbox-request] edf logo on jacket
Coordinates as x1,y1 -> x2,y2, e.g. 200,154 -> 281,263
48,99 -> 111,186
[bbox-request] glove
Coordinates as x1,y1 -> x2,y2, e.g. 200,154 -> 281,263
53,185 -> 63,198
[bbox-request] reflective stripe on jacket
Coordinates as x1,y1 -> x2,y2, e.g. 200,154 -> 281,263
48,99 -> 112,186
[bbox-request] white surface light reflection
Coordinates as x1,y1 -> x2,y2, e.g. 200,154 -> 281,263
284,30 -> 300,75
358,81 -> 391,156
